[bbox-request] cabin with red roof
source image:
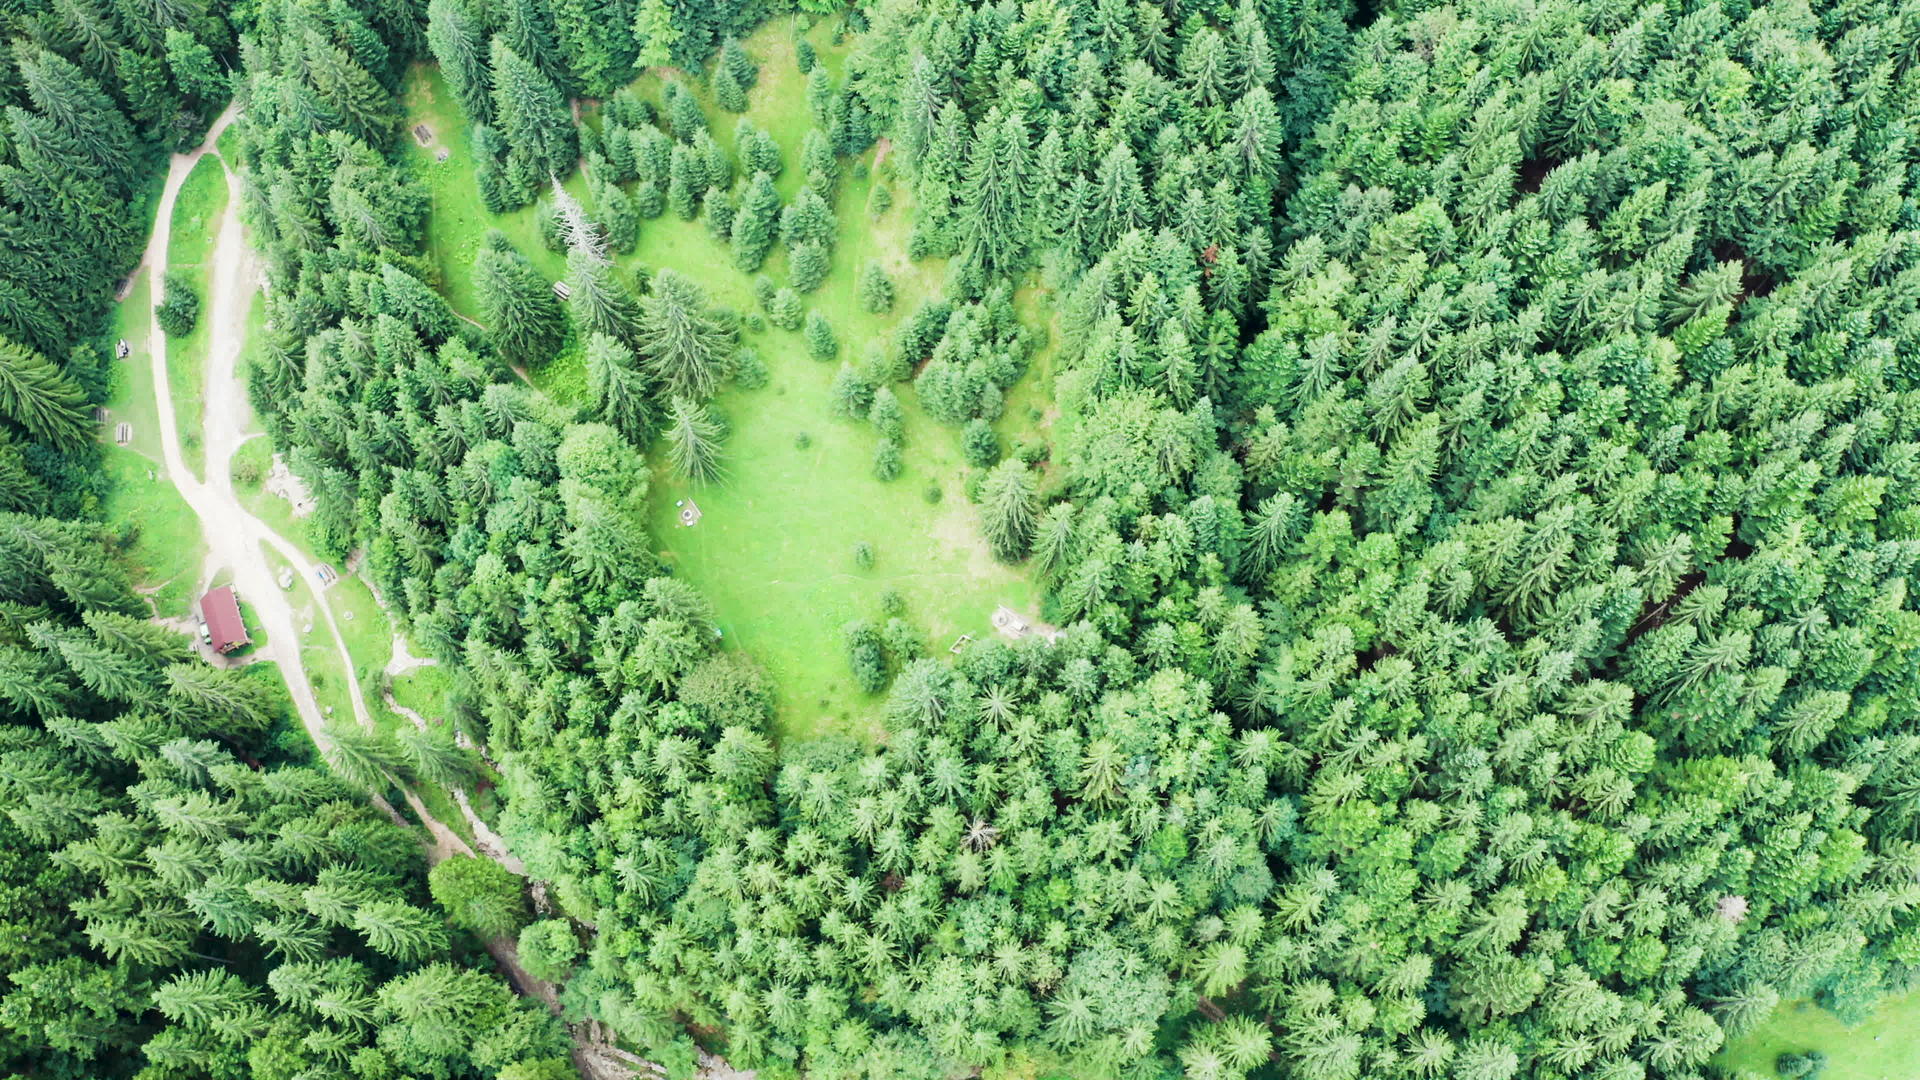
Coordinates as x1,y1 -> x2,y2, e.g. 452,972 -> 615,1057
200,586 -> 250,655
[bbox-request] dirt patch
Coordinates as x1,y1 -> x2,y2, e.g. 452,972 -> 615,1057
992,604 -> 1061,643
266,453 -> 316,517
386,632 -> 437,677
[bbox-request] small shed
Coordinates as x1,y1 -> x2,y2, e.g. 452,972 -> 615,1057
200,586 -> 250,655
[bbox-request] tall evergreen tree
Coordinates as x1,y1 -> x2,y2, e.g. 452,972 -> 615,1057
636,269 -> 732,401
664,395 -> 724,485
474,240 -> 566,365
977,458 -> 1037,561
489,36 -> 576,182
584,331 -> 654,442
0,337 -> 90,450
426,0 -> 492,125
958,108 -> 1032,273
566,249 -> 642,344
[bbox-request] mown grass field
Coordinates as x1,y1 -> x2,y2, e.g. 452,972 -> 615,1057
163,152 -> 229,481
399,16 -> 1058,741
100,268 -> 208,617
1719,991 -> 1920,1080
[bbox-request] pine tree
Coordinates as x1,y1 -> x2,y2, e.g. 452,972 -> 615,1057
636,269 -> 731,400
567,249 -> 642,344
978,459 -> 1037,561
490,37 -> 576,181
664,396 -> 725,485
858,261 -> 895,313
474,240 -> 566,365
730,171 -> 781,272
804,311 -> 838,361
585,332 -> 654,442
959,108 -> 1032,273
0,336 -> 90,450
426,0 -> 492,125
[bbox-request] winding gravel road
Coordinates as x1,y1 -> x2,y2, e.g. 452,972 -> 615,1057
136,108 -> 667,1077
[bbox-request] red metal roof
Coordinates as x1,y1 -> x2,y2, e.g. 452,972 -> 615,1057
201,586 -> 249,654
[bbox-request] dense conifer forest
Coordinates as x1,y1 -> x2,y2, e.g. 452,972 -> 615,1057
4,0 -> 1920,1078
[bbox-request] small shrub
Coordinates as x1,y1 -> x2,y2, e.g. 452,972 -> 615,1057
156,272 -> 199,337
923,482 -> 942,504
880,589 -> 906,617
731,346 -> 768,389
852,541 -> 874,569
871,438 -> 902,482
794,431 -> 811,450
962,419 -> 1000,467
517,919 -> 582,983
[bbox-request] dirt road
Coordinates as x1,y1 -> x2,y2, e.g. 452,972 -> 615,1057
137,110 -> 668,1078
136,103 -> 573,1021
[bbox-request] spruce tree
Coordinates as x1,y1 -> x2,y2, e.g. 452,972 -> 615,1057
789,243 -> 830,294
473,239 -> 566,365
664,396 -> 724,485
959,108 -> 1032,273
566,249 -> 642,344
636,269 -> 732,401
584,332 -> 654,442
730,171 -> 781,272
631,0 -> 680,68
805,311 -> 837,361
426,0 -> 492,125
0,336 -> 90,450
978,458 -> 1037,561
489,37 -> 576,182
858,261 -> 895,313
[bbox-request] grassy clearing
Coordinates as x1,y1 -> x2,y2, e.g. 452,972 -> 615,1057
163,153 -> 229,481
99,446 -> 205,618
1719,991 -> 1920,1080
398,65 -> 585,320
230,435 -> 320,555
102,269 -> 167,463
620,20 -> 1042,740
400,15 -> 1057,741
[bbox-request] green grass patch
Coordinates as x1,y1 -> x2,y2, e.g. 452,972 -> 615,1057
391,664 -> 456,720
403,14 -> 1056,742
1719,991 -> 1920,1080
102,269 -> 167,465
98,445 -> 205,618
163,153 -> 230,481
230,435 -> 319,555
398,65 -> 583,322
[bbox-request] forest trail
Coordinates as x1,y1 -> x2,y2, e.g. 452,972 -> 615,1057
140,104 -> 372,743
136,105 -> 604,1057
